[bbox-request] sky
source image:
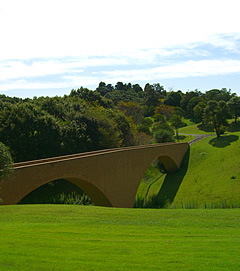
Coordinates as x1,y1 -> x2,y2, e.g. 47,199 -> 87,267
0,0 -> 240,98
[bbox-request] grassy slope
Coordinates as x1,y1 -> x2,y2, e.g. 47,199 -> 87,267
0,205 -> 239,270
173,131 -> 240,206
137,131 -> 240,207
179,123 -> 214,135
179,119 -> 238,135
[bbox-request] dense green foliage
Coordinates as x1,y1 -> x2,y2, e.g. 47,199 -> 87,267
0,94 -> 133,162
0,82 -> 239,205
1,84 -> 238,163
0,205 -> 239,270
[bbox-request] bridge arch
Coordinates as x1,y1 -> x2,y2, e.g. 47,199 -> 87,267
16,176 -> 113,207
156,155 -> 179,173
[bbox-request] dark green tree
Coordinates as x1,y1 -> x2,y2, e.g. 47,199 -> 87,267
170,114 -> 184,140
144,83 -> 160,107
193,101 -> 206,121
164,91 -> 182,107
227,96 -> 240,123
180,90 -> 201,116
0,102 -> 63,162
70,87 -> 114,108
204,88 -> 233,102
96,81 -> 109,96
203,100 -> 231,137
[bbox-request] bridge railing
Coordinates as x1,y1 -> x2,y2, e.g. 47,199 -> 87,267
14,142 -> 187,169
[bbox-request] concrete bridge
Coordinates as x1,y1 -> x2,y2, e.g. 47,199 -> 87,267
0,142 -> 189,208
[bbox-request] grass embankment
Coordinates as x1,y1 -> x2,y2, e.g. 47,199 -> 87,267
0,205 -> 239,270
136,131 -> 240,208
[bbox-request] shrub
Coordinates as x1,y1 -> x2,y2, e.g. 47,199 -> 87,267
154,129 -> 175,143
0,142 -> 13,180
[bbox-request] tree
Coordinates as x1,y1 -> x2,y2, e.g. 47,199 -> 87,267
170,114 -> 184,140
186,96 -> 203,116
154,104 -> 174,120
203,100 -> 231,137
132,84 -> 143,94
204,88 -> 233,102
193,101 -> 206,121
174,107 -> 185,117
0,102 -> 63,162
180,90 -> 201,116
153,129 -> 174,143
152,118 -> 174,143
70,87 -> 114,108
227,96 -> 240,123
96,81 -> 114,96
164,91 -> 182,107
117,101 -> 144,125
144,83 -> 161,107
137,118 -> 153,135
0,142 -> 13,180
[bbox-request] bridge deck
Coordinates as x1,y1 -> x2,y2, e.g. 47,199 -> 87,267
14,143 -> 179,169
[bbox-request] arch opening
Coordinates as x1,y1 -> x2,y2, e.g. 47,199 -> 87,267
134,149 -> 190,208
18,178 -> 112,207
18,179 -> 93,205
134,158 -> 166,208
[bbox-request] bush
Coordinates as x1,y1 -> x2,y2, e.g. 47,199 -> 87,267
137,124 -> 150,134
0,142 -> 13,180
154,129 -> 175,143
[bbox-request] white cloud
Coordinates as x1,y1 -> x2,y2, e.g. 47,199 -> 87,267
1,0 -> 240,96
208,33 -> 240,53
1,0 -> 240,60
99,59 -> 240,82
0,80 -> 70,91
0,60 -> 82,80
0,57 -> 128,81
2,58 -> 240,92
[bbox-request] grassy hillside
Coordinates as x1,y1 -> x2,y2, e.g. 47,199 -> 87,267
0,205 -> 239,270
136,131 -> 240,208
179,122 -> 214,135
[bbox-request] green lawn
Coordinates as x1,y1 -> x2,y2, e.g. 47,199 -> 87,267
179,119 -> 239,135
0,205 -> 239,270
137,131 -> 240,208
179,123 -> 214,135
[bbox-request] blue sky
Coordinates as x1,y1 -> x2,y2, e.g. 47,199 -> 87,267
1,0 -> 240,98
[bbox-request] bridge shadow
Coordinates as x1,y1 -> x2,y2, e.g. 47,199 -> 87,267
153,148 -> 190,208
209,135 -> 239,148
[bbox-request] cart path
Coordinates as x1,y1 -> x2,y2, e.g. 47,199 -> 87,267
180,133 -> 215,145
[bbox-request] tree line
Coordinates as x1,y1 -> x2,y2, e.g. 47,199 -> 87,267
0,82 -> 240,167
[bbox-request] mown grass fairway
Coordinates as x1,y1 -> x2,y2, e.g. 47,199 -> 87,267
0,205 -> 240,270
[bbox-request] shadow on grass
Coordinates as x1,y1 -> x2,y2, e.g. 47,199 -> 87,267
197,123 -> 214,132
176,135 -> 187,141
153,148 -> 190,207
209,135 -> 239,148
